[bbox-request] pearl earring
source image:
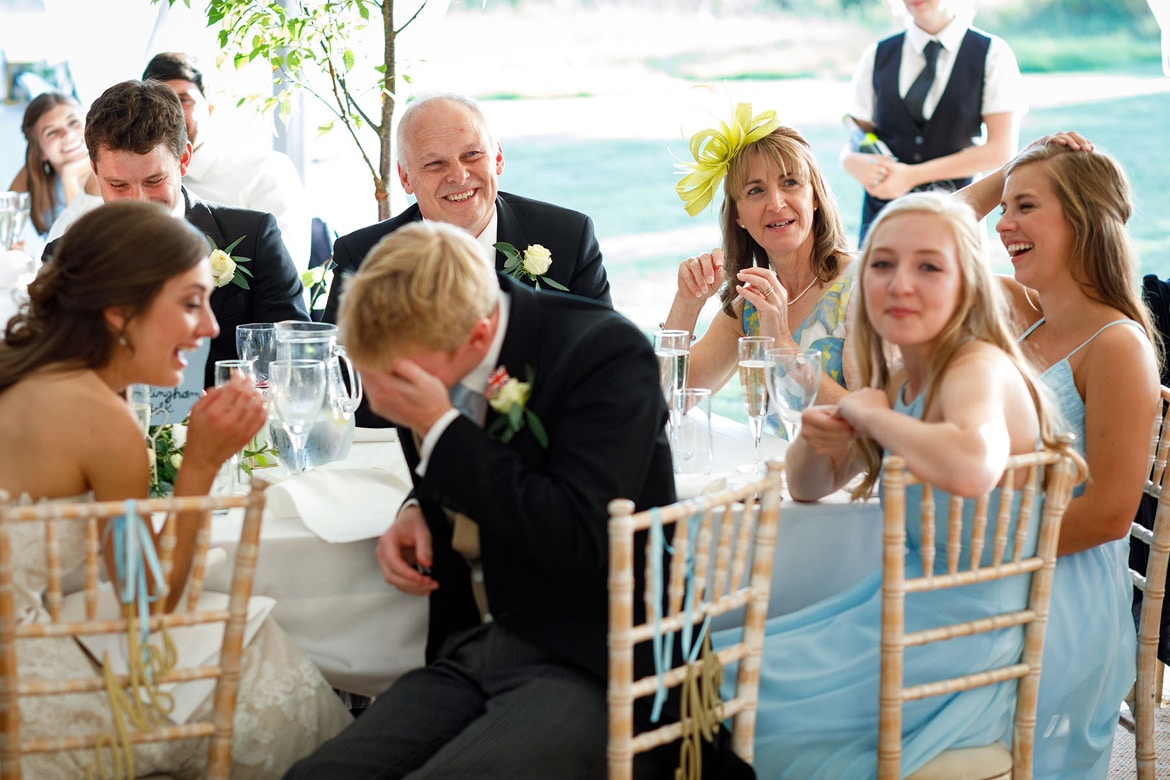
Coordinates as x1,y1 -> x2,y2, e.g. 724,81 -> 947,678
118,334 -> 128,347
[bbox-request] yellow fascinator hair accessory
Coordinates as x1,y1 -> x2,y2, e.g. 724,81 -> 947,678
675,102 -> 781,217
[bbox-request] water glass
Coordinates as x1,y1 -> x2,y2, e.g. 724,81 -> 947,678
765,348 -> 822,442
671,388 -> 713,475
236,323 -> 277,387
270,359 -> 327,475
127,383 -> 152,438
653,329 -> 690,405
11,192 -> 29,244
214,359 -> 257,491
0,192 -> 16,250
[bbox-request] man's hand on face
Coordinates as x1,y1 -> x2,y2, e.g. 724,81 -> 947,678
362,358 -> 454,437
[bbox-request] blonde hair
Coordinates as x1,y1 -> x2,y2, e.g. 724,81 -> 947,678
850,193 -> 1071,498
338,221 -> 498,366
718,126 -> 850,315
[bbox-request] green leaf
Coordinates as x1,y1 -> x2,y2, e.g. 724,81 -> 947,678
343,48 -> 355,72
526,410 -> 549,448
541,277 -> 570,292
508,404 -> 523,429
232,275 -> 251,290
237,265 -> 255,278
223,234 -> 247,254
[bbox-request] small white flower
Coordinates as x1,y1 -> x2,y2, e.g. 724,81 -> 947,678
209,249 -> 237,288
169,453 -> 183,469
171,424 -> 188,449
521,244 -> 553,277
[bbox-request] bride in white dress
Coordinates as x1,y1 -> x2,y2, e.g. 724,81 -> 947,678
0,200 -> 351,778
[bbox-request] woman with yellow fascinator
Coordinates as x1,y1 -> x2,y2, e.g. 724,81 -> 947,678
662,103 -> 856,409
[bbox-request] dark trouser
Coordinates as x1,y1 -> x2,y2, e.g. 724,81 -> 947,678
283,623 -> 609,780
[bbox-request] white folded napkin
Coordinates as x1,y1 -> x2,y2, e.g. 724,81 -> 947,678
354,427 -> 398,443
267,459 -> 413,543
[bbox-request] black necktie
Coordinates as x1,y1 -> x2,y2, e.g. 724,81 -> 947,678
904,40 -> 942,126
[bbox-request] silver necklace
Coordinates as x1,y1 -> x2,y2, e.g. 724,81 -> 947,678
786,276 -> 819,305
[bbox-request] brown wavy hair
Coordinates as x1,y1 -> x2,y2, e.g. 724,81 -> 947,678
717,125 -> 851,317
1005,141 -> 1158,356
0,201 -> 209,393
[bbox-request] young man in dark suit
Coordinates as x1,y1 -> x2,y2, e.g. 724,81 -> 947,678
44,79 -> 309,387
285,221 -> 672,779
321,92 -> 612,329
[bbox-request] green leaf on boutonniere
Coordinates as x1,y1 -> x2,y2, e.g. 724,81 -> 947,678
493,241 -> 569,292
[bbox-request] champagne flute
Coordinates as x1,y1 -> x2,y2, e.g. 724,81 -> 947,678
269,359 -> 326,475
0,192 -> 16,250
765,348 -> 822,442
214,359 -> 256,490
653,329 -> 690,405
737,336 -> 774,474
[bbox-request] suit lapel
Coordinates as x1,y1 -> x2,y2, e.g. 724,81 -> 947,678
184,188 -> 231,321
493,195 -> 529,274
491,276 -> 542,429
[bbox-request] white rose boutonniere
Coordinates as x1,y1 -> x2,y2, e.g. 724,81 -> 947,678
207,235 -> 253,290
485,366 -> 548,447
494,242 -> 568,292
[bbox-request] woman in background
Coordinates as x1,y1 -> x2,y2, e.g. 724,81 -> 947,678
8,92 -> 98,238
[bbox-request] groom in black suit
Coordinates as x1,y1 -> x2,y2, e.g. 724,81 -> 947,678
285,221 -> 673,779
321,92 -> 612,329
43,79 -> 308,387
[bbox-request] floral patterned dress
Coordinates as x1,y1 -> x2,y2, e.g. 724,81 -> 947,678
9,495 -> 352,779
741,274 -> 852,389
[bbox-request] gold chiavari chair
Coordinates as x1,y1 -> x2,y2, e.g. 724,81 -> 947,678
606,460 -> 783,780
0,479 -> 267,780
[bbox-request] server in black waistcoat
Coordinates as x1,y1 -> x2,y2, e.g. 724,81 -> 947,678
841,0 -> 1024,244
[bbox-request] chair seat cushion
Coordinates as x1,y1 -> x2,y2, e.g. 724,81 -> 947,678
906,743 -> 1012,780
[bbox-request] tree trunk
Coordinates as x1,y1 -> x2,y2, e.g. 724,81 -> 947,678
378,1 -> 396,222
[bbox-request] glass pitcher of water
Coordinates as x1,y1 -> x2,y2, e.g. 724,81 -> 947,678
270,321 -> 364,469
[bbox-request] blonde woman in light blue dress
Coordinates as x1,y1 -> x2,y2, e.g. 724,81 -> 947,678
663,107 -> 857,405
724,192 -> 1079,778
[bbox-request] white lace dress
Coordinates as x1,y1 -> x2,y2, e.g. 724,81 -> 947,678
10,497 -> 352,779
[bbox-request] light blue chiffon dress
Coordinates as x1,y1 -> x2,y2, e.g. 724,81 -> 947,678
1021,317 -> 1138,779
717,386 -> 1039,778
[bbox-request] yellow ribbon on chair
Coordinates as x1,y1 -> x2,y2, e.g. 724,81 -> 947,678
675,102 -> 781,217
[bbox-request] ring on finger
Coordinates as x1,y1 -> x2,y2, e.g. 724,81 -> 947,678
762,287 -> 773,299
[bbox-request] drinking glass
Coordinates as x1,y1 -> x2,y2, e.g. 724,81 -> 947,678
11,192 -> 30,244
765,348 -> 822,442
269,359 -> 327,475
215,359 -> 257,490
737,336 -> 774,473
0,192 -> 16,250
671,388 -> 713,475
127,383 -> 152,439
236,323 -> 277,388
653,329 -> 690,405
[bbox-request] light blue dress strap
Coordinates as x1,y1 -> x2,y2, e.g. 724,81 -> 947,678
1018,317 -> 1045,340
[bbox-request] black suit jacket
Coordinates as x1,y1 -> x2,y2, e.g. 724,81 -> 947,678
322,191 -> 612,327
44,190 -> 311,388
398,275 -> 672,680
183,190 -> 310,386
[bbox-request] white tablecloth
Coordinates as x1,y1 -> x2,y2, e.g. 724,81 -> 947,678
209,418 -> 881,696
